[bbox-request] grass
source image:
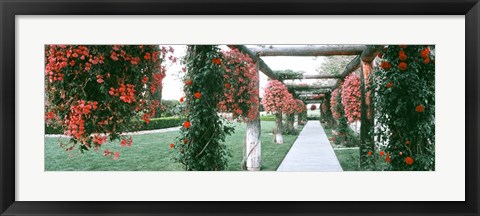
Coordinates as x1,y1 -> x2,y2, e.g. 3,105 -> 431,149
334,148 -> 361,171
45,121 -> 302,171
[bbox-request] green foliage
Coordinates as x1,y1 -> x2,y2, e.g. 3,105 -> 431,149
371,45 -> 435,171
172,45 -> 233,171
275,69 -> 304,80
157,99 -> 181,117
260,115 -> 276,121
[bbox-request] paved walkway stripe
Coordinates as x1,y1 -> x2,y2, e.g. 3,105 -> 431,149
277,121 -> 343,172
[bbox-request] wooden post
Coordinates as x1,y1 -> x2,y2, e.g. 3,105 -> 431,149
274,112 -> 284,144
294,114 -> 299,129
359,60 -> 374,167
244,64 -> 261,171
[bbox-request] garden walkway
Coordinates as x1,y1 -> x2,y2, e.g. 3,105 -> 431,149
277,121 -> 343,172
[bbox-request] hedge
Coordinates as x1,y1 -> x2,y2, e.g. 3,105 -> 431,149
45,117 -> 183,135
260,115 -> 276,121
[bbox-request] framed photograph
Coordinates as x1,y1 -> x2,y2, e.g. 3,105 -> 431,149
1,0 -> 479,215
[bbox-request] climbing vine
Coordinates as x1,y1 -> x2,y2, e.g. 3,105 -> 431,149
371,45 -> 435,171
44,45 -> 174,159
171,45 -> 234,171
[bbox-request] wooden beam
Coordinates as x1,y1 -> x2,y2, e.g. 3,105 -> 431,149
331,55 -> 362,89
281,74 -> 341,80
249,45 -> 366,56
227,45 -> 278,80
286,84 -> 334,91
295,90 -> 331,95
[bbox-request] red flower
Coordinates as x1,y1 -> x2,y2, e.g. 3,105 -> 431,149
377,52 -> 383,58
194,92 -> 202,99
420,48 -> 430,58
225,83 -> 231,88
185,79 -> 193,86
385,82 -> 394,88
385,153 -> 391,163
367,151 -> 372,156
398,62 -> 408,71
380,61 -> 391,70
169,143 -> 175,149
93,135 -> 107,145
398,51 -> 407,61
143,52 -> 151,60
183,121 -> 191,129
183,139 -> 188,144
423,57 -> 430,64
113,151 -> 120,160
416,105 -> 425,112
379,151 -> 385,156
142,76 -> 149,84
405,140 -> 411,145
142,113 -> 151,123
103,149 -> 111,156
96,75 -> 104,84
211,58 -> 222,65
45,111 -> 55,119
120,139 -> 127,147
180,97 -> 184,103
69,60 -> 75,66
405,156 -> 414,165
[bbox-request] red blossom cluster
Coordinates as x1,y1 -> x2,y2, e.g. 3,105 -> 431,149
218,48 -> 260,121
330,88 -> 341,119
120,137 -> 133,147
109,84 -> 136,103
45,45 -> 175,160
262,80 -> 296,115
64,100 -> 98,140
420,47 -> 431,64
341,73 -> 361,123
295,99 -> 306,113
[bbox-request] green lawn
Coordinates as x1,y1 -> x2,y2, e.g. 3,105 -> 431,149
45,121 -> 302,171
334,148 -> 361,171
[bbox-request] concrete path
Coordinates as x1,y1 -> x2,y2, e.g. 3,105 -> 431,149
277,121 -> 343,172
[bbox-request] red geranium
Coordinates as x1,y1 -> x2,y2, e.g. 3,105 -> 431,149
169,143 -> 175,149
185,79 -> 193,86
194,92 -> 202,99
415,105 -> 425,112
405,156 -> 414,165
183,121 -> 191,129
385,82 -> 394,88
380,61 -> 391,70
398,62 -> 408,71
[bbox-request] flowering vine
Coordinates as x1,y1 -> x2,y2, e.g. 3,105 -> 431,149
372,45 -> 435,171
44,45 -> 175,159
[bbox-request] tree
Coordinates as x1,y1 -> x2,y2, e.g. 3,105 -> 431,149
44,45 -> 175,159
262,80 -> 296,144
317,55 -> 356,76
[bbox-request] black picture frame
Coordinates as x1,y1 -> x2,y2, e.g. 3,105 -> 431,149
1,0 -> 479,215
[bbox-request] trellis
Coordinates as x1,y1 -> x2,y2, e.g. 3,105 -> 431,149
227,44 -> 380,170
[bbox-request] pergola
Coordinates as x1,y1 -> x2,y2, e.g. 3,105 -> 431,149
228,44 -> 381,171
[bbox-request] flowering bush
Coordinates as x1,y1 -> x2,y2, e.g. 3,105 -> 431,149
262,80 -> 296,115
172,45 -> 234,170
341,73 -> 361,123
44,45 -> 175,159
295,99 -> 306,113
218,48 -> 259,121
372,45 -> 435,171
262,80 -> 296,143
330,88 -> 341,119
